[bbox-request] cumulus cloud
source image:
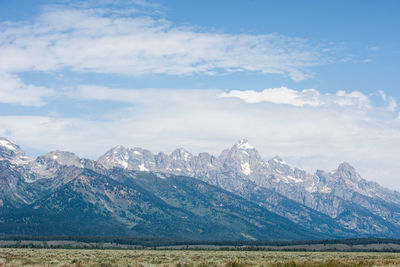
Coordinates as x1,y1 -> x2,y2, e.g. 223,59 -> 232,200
1,86 -> 399,189
0,72 -> 55,106
0,5 -> 328,81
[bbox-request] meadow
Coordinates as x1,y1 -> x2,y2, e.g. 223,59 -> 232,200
0,248 -> 400,266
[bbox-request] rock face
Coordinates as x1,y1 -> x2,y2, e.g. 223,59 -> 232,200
1,136 -> 400,239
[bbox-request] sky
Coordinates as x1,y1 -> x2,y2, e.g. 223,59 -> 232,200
0,0 -> 399,189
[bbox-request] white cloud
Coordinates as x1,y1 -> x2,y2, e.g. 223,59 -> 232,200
0,6 -> 328,81
0,72 -> 55,106
335,90 -> 371,108
1,86 -> 399,189
219,86 -> 371,108
378,90 -> 398,111
220,87 -> 321,107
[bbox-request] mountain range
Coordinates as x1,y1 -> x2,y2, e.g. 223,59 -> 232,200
1,137 -> 400,241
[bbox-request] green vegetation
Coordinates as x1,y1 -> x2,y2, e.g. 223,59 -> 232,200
1,248 -> 400,266
1,237 -> 400,252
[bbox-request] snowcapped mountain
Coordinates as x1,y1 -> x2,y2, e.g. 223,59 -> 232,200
0,137 -> 32,165
1,136 -> 400,239
0,137 -> 327,240
97,138 -> 398,207
97,138 -> 400,235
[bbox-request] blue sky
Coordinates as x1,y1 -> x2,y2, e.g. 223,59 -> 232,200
0,0 -> 399,188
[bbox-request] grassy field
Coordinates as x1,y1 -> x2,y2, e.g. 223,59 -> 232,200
0,248 -> 400,266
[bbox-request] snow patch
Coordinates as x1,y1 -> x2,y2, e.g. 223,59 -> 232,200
10,156 -> 33,165
305,180 -> 317,193
286,175 -> 302,183
116,159 -> 128,168
236,139 -> 254,150
0,139 -> 16,150
181,149 -> 190,161
138,163 -> 149,171
241,162 -> 252,176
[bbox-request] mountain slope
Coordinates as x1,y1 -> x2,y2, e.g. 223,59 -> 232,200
0,167 -> 324,240
110,169 -> 326,240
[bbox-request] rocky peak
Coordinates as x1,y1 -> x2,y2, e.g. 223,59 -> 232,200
128,147 -> 155,159
42,150 -> 82,167
97,145 -> 129,169
335,162 -> 361,181
113,145 -> 128,154
129,147 -> 144,155
0,137 -> 20,151
223,139 -> 260,156
270,156 -> 286,164
234,139 -> 254,150
264,156 -> 310,186
194,152 -> 220,170
0,137 -> 32,164
337,162 -> 355,172
218,139 -> 266,177
267,156 -> 291,172
170,148 -> 193,162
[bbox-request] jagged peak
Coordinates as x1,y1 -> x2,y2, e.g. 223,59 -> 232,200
45,150 -> 78,157
172,147 -> 191,153
334,161 -> 364,183
197,151 -> 213,158
234,139 -> 254,150
0,137 -> 32,164
42,150 -> 82,167
171,147 -> 193,161
102,145 -> 129,156
98,145 -> 129,166
270,155 -> 287,164
113,144 -> 127,150
337,162 -> 356,172
0,137 -> 21,152
129,147 -> 145,156
44,150 -> 80,160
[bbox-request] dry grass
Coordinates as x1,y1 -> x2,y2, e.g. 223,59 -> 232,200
0,248 -> 400,266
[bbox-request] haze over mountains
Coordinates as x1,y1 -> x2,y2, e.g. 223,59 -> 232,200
1,137 -> 400,240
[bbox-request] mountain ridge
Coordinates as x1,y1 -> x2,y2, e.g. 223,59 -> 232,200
1,137 -> 400,240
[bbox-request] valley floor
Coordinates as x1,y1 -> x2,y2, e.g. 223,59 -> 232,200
0,248 -> 400,266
